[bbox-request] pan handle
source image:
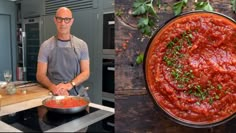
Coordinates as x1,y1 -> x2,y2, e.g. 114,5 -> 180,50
78,87 -> 89,97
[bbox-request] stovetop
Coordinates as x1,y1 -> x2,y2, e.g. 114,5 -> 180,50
43,110 -> 88,126
1,106 -> 99,132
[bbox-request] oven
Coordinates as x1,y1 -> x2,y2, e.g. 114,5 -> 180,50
102,59 -> 114,94
102,100 -> 114,132
103,13 -> 115,55
102,12 -> 115,131
102,58 -> 114,131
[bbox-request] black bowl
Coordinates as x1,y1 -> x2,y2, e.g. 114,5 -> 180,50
144,11 -> 236,128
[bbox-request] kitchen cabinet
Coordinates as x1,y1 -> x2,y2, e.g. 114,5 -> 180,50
0,1 -> 17,81
0,15 -> 12,81
103,0 -> 114,11
21,0 -> 43,18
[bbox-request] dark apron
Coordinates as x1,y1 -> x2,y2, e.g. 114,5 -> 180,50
47,36 -> 88,97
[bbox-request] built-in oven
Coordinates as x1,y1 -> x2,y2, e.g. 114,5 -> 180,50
102,59 -> 114,94
102,58 -> 114,131
102,12 -> 115,131
102,100 -> 114,132
103,13 -> 115,55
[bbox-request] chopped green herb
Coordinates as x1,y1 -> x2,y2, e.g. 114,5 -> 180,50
173,37 -> 179,43
196,101 -> 200,105
193,92 -> 201,97
184,70 -> 194,79
163,56 -> 174,66
188,89 -> 193,94
201,94 -> 206,100
163,30 -> 197,92
176,64 -> 183,69
182,77 -> 190,83
188,84 -> 194,89
186,37 -> 192,46
188,33 -> 193,38
215,94 -> 220,100
217,84 -> 222,90
175,45 -> 182,51
167,41 -> 175,48
171,69 -> 180,80
209,97 -> 214,105
195,85 -> 202,92
178,84 -> 184,88
210,85 -> 215,89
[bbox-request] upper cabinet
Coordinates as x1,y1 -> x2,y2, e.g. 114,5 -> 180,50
44,0 -> 98,15
21,0 -> 43,18
103,0 -> 114,10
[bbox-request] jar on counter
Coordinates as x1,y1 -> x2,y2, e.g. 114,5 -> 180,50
6,83 -> 16,95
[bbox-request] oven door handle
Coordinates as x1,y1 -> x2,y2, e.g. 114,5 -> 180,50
107,67 -> 115,71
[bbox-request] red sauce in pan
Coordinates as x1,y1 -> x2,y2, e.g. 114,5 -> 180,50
145,12 -> 236,123
45,98 -> 88,108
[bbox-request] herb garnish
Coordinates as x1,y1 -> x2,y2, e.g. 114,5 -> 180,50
163,30 -> 193,88
163,30 -> 223,105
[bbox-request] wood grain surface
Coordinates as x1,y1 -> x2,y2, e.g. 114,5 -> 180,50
115,0 -> 236,132
0,85 -> 49,106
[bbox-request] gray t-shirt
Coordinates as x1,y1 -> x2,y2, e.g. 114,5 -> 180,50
38,35 -> 89,63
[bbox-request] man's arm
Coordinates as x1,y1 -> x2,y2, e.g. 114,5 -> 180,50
72,59 -> 90,86
36,62 -> 58,93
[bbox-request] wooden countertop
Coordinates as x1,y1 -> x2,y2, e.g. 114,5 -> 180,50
0,84 -> 50,116
0,84 -> 50,106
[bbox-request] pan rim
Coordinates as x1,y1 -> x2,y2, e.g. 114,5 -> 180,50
42,96 -> 89,114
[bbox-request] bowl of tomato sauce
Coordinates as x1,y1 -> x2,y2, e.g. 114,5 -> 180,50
144,11 -> 236,128
42,96 -> 89,114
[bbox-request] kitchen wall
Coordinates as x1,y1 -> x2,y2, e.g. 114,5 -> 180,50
0,0 -> 17,81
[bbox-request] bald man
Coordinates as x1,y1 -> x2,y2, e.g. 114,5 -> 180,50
36,7 -> 90,97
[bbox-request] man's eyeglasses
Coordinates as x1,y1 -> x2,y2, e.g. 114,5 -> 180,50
55,16 -> 73,24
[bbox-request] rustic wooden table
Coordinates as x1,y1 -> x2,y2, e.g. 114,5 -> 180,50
115,0 -> 236,132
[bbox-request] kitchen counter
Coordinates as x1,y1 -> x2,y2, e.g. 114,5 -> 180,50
0,84 -> 115,132
0,83 -> 50,116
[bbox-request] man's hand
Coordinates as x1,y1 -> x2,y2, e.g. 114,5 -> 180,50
54,82 -> 73,96
49,83 -> 70,96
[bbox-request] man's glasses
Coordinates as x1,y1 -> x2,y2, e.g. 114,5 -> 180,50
55,16 -> 73,24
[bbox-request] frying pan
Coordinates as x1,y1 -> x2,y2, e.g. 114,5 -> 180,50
42,96 -> 89,114
144,11 -> 236,128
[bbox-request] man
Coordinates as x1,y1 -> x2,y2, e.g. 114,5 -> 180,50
36,7 -> 90,132
37,7 -> 90,97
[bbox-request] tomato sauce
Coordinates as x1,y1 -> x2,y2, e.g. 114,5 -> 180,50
45,98 -> 88,108
145,12 -> 236,124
